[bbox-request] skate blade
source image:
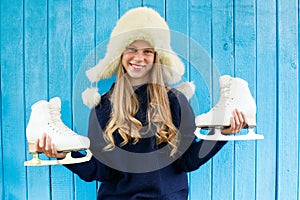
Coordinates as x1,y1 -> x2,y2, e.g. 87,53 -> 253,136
194,127 -> 264,141
24,149 -> 92,166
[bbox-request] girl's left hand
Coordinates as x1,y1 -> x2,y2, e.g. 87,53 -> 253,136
221,109 -> 248,134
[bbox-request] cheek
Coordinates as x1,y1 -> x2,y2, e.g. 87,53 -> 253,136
147,55 -> 155,64
121,54 -> 129,66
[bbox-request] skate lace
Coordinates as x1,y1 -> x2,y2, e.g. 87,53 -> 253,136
48,107 -> 76,136
212,85 -> 233,110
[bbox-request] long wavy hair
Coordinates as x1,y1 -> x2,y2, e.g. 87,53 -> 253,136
103,55 -> 179,156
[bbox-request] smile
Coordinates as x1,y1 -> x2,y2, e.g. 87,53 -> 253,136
130,63 -> 145,70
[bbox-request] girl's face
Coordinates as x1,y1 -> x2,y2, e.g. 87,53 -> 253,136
121,40 -> 155,86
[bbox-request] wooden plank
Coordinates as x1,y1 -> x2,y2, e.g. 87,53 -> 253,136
48,0 -> 74,199
72,0 -> 98,199
143,0 -> 165,17
119,0 -> 142,16
166,0 -> 189,80
93,0 -> 120,97
211,0 -> 235,199
0,1 -> 3,198
233,0 -> 257,199
95,0 -> 119,47
0,0 -> 27,199
299,2 -> 300,199
256,0 -> 277,199
24,0 -> 51,199
189,0 -> 212,115
277,0 -> 299,199
187,0 -> 213,199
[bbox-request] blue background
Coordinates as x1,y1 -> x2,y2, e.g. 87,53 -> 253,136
0,0 -> 298,199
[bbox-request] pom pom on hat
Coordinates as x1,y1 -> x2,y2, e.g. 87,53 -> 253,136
82,87 -> 101,108
174,82 -> 196,100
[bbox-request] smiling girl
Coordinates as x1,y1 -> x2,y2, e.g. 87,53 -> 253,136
36,7 -> 247,200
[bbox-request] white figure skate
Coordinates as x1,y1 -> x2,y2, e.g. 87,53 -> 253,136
24,97 -> 92,166
195,75 -> 264,141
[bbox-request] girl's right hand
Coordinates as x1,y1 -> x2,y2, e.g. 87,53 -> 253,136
35,133 -> 67,159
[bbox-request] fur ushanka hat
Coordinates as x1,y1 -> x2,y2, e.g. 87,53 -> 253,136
82,7 -> 195,108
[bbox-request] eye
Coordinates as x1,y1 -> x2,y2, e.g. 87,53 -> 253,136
125,47 -> 137,53
144,49 -> 154,54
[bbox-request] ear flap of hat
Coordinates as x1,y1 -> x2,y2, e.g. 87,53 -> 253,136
86,55 -> 120,83
158,50 -> 185,84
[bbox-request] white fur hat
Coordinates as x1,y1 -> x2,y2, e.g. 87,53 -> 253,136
82,7 -> 195,107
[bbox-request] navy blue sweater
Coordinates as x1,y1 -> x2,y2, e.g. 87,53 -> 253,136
65,84 -> 226,200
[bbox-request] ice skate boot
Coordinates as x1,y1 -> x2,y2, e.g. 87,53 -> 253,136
194,75 -> 264,141
24,97 -> 92,166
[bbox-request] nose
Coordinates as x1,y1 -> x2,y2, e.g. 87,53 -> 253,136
133,51 -> 145,61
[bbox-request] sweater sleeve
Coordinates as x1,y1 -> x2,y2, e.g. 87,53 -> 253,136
174,137 -> 227,172
64,107 -> 121,183
64,152 -> 121,182
170,89 -> 227,172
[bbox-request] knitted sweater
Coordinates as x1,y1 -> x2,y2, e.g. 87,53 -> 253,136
65,84 -> 226,200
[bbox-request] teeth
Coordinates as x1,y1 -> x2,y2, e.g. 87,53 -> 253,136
131,64 -> 144,69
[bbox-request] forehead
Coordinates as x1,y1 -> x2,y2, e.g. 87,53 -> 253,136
128,40 -> 153,48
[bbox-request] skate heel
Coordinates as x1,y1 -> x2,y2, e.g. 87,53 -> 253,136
246,116 -> 256,127
246,127 -> 264,139
24,153 -> 42,166
27,142 -> 37,153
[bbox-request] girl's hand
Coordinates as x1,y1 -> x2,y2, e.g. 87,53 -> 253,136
35,133 -> 67,159
221,109 -> 248,134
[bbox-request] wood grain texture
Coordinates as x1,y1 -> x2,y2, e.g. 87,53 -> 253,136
24,0 -> 51,199
188,0 -> 213,199
0,1 -> 299,199
1,0 -> 27,199
211,0 -> 235,199
48,0 -> 74,199
72,0 -> 97,199
277,0 -> 299,199
256,0 -> 277,199
234,0 -> 257,199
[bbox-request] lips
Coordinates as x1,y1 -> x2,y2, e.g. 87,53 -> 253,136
130,63 -> 145,70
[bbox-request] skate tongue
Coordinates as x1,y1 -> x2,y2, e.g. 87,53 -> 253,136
219,75 -> 232,87
49,97 -> 61,109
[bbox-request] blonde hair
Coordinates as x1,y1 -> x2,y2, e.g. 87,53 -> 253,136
103,56 -> 179,156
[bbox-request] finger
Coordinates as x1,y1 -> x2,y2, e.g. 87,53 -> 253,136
51,143 -> 58,155
234,109 -> 243,131
241,112 -> 248,126
45,135 -> 50,151
236,109 -> 244,125
51,143 -> 67,159
234,112 -> 242,132
39,133 -> 46,148
230,111 -> 236,131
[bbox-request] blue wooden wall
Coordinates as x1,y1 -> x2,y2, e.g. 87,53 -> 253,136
0,0 -> 298,199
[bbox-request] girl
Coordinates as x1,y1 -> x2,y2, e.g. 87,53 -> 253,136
37,7 -> 247,200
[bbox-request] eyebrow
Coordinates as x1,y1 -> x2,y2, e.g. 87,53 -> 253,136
127,45 -> 154,50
